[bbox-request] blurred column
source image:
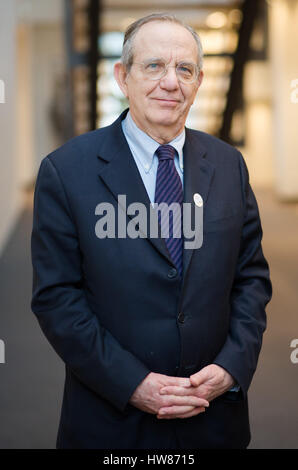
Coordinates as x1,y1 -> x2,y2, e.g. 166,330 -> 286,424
269,0 -> 298,200
243,61 -> 274,189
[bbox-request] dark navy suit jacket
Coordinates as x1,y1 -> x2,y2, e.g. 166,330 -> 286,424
31,109 -> 272,449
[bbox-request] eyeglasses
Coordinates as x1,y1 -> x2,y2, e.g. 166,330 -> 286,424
132,59 -> 200,84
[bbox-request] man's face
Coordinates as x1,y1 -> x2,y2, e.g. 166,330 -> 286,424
115,21 -> 203,138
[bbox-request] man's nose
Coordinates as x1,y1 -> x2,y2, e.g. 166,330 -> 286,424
159,66 -> 179,90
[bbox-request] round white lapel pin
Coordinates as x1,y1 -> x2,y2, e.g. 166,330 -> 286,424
193,193 -> 203,207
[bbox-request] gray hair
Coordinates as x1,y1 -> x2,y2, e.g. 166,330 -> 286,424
121,13 -> 204,72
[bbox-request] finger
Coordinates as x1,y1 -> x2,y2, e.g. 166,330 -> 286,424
165,376 -> 191,387
160,384 -> 210,400
157,406 -> 206,419
175,407 -> 206,419
161,394 -> 209,408
158,405 -> 197,416
160,385 -> 196,396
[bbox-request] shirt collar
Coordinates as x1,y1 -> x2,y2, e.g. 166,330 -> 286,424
122,111 -> 185,173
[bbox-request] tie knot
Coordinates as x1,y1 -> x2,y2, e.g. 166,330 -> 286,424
156,145 -> 176,161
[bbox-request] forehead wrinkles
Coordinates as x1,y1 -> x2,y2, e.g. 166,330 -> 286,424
132,23 -> 197,62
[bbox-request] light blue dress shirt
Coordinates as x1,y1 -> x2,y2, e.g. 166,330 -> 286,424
121,111 -> 240,394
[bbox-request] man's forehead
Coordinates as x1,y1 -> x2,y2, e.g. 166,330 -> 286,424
132,21 -> 197,59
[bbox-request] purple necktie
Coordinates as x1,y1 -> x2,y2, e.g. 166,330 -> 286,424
154,145 -> 183,277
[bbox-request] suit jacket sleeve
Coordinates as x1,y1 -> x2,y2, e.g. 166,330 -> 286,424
31,156 -> 150,413
213,151 -> 272,395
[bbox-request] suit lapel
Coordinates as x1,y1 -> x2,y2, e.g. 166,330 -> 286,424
182,128 -> 215,278
96,111 -> 174,267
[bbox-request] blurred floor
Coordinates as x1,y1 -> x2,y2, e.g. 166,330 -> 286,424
0,194 -> 64,449
0,188 -> 297,449
248,189 -> 298,449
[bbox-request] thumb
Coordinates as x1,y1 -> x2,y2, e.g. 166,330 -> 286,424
190,367 -> 209,387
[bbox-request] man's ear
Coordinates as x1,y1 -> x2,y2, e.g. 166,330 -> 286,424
190,70 -> 204,106
197,70 -> 204,88
114,62 -> 129,98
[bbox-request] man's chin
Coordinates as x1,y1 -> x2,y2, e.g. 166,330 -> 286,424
148,110 -> 182,127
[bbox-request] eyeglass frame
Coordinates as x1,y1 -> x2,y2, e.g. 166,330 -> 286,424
130,58 -> 201,84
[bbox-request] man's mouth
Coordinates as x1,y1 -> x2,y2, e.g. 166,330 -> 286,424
152,98 -> 180,105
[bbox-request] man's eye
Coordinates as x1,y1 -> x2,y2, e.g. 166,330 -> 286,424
146,62 -> 163,70
177,65 -> 192,75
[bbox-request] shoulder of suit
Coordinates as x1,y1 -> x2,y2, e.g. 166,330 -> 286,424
43,124 -> 111,169
186,127 -> 242,161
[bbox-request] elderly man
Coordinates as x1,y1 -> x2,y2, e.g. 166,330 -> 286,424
31,13 -> 272,449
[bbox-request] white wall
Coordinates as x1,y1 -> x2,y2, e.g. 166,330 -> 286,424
269,0 -> 298,200
0,0 -> 66,254
30,24 -> 66,172
0,0 -> 21,255
16,0 -> 66,173
16,0 -> 63,23
16,0 -> 66,177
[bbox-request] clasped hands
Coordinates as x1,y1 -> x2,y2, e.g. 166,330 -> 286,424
129,364 -> 235,420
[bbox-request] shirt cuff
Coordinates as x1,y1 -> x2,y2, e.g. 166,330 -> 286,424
229,384 -> 240,392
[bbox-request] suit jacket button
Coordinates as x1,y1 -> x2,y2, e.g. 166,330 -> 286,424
168,268 -> 177,278
178,312 -> 185,323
